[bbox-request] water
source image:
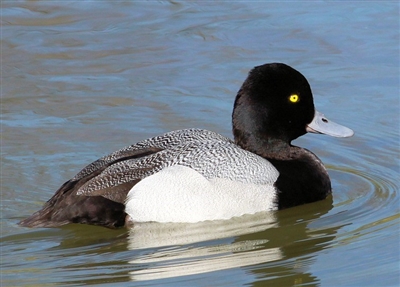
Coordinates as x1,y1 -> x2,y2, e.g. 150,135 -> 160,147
1,1 -> 399,286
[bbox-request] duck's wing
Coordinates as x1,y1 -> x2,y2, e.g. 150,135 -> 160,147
70,128 -> 228,202
71,128 -> 227,182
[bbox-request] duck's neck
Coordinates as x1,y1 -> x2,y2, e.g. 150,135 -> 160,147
234,131 -> 292,160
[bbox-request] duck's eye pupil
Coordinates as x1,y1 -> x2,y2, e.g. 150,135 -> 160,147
289,94 -> 299,103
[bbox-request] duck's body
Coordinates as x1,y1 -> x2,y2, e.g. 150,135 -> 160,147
19,63 -> 353,228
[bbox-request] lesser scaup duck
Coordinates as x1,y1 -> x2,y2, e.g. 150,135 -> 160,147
19,63 -> 353,228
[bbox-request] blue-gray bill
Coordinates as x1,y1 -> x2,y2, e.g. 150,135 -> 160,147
306,111 -> 354,137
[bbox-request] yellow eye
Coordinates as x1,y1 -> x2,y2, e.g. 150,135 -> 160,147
289,94 -> 300,103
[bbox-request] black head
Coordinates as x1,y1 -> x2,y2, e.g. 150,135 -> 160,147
232,63 -> 315,150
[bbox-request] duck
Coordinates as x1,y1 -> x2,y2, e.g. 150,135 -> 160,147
19,63 -> 354,228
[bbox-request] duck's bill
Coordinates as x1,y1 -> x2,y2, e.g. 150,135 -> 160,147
306,111 -> 354,138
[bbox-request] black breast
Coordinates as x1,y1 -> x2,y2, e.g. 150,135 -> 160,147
269,147 -> 332,209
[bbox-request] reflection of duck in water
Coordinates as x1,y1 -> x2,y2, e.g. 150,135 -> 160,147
127,197 -> 337,284
19,63 -> 353,228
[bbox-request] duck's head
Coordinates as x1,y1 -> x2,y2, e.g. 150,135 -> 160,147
232,63 -> 353,151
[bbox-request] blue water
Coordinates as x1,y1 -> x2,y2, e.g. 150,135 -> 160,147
2,1 -> 399,286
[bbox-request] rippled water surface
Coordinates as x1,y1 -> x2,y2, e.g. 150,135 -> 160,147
2,1 -> 399,286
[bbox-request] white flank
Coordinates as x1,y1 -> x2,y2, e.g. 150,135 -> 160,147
125,165 -> 278,223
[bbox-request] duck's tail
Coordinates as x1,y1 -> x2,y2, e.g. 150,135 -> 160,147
19,194 -> 127,229
18,206 -> 68,228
